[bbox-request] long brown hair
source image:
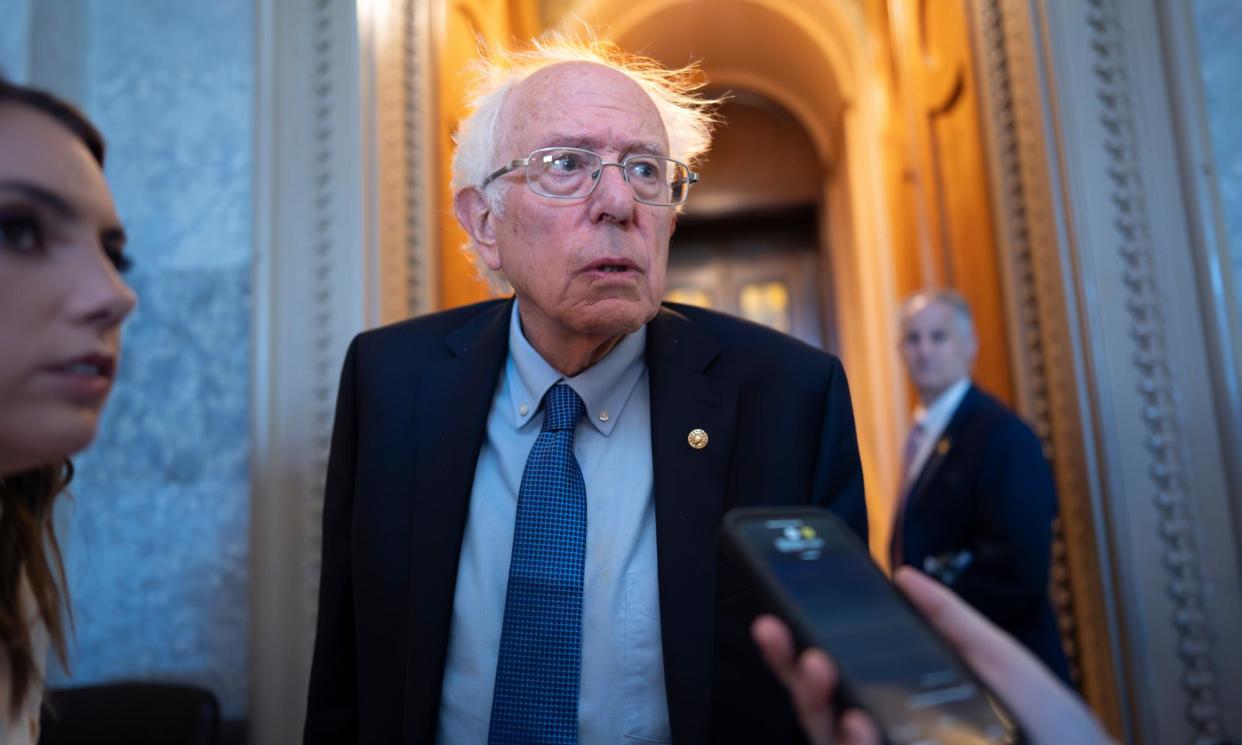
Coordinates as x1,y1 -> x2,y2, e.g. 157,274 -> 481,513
0,77 -> 107,716
0,465 -> 74,716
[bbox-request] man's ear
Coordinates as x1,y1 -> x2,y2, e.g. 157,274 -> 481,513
454,187 -> 502,270
965,332 -> 980,364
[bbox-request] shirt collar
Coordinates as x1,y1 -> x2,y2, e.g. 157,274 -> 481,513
506,299 -> 648,436
912,376 -> 972,432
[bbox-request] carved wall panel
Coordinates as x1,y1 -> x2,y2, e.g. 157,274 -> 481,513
250,0 -> 439,741
966,0 -> 1126,734
969,0 -> 1242,741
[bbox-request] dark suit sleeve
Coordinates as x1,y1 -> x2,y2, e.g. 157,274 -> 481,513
810,357 -> 868,543
304,338 -> 360,744
951,419 -> 1056,625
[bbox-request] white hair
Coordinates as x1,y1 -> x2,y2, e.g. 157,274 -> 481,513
900,288 -> 976,339
451,31 -> 721,288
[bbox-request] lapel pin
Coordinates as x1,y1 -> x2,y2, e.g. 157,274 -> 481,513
688,428 -> 709,450
936,438 -> 951,456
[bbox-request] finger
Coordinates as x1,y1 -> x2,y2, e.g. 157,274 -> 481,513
794,655 -> 883,745
790,649 -> 836,745
751,614 -> 799,686
894,568 -> 1043,685
838,709 -> 882,745
752,617 -> 883,745
894,568 -> 1110,744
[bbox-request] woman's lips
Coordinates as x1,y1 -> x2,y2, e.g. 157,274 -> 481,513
42,354 -> 116,402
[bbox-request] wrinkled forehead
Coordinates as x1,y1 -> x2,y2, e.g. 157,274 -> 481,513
499,61 -> 669,156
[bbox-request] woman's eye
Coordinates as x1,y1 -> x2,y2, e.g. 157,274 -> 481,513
0,214 -> 42,252
105,245 -> 133,273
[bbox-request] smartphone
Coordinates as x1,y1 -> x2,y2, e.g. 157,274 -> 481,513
722,506 -> 1025,745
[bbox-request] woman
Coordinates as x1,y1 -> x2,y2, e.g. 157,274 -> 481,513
0,78 -> 136,743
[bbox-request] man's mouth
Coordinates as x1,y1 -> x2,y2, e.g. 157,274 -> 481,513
583,258 -> 640,275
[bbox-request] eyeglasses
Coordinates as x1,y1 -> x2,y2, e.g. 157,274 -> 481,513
481,146 -> 699,206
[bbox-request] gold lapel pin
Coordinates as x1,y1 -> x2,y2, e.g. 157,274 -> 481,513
936,438 -> 951,456
688,428 -> 709,449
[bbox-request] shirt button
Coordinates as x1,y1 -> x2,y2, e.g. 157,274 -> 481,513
598,410 -> 609,422
519,403 -> 529,416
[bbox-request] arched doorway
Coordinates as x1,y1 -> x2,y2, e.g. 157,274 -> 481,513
666,91 -> 832,349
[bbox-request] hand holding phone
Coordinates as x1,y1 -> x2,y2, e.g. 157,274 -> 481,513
723,507 -> 1027,745
752,568 -> 1115,745
751,614 -> 879,745
725,509 -> 1112,745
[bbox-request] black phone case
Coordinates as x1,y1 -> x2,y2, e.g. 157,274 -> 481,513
720,505 -> 1027,745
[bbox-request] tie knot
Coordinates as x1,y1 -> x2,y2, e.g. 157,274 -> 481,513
541,383 -> 585,433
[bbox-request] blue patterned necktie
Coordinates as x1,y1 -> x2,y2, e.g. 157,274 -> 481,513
489,383 -> 587,745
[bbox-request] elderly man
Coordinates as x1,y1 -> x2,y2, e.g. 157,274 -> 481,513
889,289 -> 1069,682
303,36 -> 866,745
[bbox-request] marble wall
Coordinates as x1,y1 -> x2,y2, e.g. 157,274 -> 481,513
16,0 -> 254,718
0,0 -> 32,81
1194,0 -> 1242,312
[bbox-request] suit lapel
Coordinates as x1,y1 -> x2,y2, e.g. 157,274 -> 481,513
646,307 -> 739,745
403,299 -> 512,743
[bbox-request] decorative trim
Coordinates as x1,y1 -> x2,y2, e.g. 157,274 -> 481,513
376,0 -> 410,325
967,0 -> 1126,732
1083,0 -> 1226,738
972,0 -> 1061,679
306,0 -> 336,652
253,0 -> 378,739
365,0 -> 435,323
403,0 -> 436,316
972,0 -> 1070,658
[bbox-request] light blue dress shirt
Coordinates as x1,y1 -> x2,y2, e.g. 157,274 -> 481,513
436,301 -> 670,744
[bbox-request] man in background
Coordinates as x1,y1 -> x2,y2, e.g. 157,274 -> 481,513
890,289 -> 1069,682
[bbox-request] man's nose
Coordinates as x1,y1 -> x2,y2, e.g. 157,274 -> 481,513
588,162 -> 636,224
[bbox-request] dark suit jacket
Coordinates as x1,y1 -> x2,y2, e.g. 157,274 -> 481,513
891,384 -> 1070,682
303,298 -> 868,745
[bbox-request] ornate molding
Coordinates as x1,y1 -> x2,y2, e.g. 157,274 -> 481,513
968,0 -> 1125,733
1083,0 -> 1227,738
403,0 -> 436,316
375,0 -> 413,325
252,0 -> 375,739
974,0 -> 1069,658
306,0 -> 337,653
367,0 -> 436,322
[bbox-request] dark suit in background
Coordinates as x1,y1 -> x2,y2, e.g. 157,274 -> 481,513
303,298 -> 867,745
891,384 -> 1070,683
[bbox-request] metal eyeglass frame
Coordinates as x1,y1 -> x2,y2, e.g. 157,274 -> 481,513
480,146 -> 700,206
